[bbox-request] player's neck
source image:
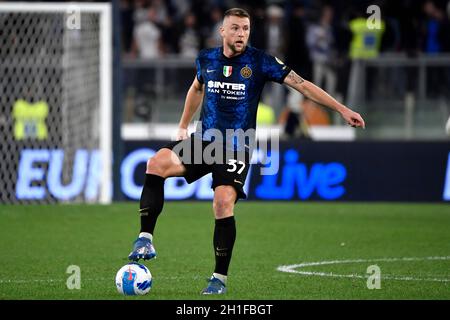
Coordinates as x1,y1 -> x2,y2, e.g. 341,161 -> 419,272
222,45 -> 246,58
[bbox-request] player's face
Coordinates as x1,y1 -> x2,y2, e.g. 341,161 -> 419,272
220,16 -> 250,54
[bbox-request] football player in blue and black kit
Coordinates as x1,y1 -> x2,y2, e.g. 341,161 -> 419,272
128,8 -> 365,294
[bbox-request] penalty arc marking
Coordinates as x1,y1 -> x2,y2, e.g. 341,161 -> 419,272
277,256 -> 450,283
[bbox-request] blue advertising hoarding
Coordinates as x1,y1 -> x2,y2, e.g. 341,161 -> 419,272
121,140 -> 450,202
13,140 -> 450,202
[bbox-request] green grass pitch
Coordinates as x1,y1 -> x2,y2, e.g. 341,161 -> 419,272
0,202 -> 449,300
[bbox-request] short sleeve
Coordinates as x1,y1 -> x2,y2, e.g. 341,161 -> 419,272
261,53 -> 291,83
195,57 -> 204,84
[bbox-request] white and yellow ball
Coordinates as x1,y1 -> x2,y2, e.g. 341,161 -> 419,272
115,263 -> 152,295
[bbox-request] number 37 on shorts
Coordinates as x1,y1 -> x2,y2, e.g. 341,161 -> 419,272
227,159 -> 246,175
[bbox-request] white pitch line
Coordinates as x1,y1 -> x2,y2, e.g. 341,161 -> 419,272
0,278 -> 106,284
0,275 -> 202,285
277,256 -> 450,283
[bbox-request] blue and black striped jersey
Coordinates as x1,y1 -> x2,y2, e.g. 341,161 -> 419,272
193,45 -> 291,150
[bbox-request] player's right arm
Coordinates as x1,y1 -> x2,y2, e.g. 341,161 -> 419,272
176,77 -> 204,140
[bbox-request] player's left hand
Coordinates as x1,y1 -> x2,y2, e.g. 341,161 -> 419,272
341,108 -> 365,129
175,127 -> 189,140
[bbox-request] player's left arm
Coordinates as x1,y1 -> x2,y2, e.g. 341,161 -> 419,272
283,70 -> 365,128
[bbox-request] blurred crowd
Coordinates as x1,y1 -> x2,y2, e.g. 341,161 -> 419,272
120,0 -> 450,134
121,0 -> 450,65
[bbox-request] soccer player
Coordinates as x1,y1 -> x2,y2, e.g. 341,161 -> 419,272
128,8 -> 365,294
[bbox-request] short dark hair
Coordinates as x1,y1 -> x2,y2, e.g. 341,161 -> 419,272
224,8 -> 250,19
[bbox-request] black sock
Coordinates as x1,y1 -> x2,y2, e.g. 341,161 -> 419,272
213,216 -> 236,276
139,174 -> 165,235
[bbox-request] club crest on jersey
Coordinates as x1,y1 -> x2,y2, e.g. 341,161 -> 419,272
240,65 -> 252,78
223,66 -> 233,77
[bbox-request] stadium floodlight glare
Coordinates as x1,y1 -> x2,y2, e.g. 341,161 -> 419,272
0,2 -> 112,203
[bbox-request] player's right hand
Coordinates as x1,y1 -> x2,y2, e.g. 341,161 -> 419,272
175,127 -> 189,140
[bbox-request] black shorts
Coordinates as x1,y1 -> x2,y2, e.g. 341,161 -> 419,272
162,136 -> 251,201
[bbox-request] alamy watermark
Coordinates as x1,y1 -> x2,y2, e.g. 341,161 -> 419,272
366,265 -> 381,289
170,122 -> 280,175
66,265 -> 81,290
66,5 -> 81,30
366,5 -> 382,30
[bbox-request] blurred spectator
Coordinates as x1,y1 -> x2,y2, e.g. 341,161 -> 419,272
284,3 -> 311,131
171,0 -> 190,20
256,102 -> 276,125
448,0 -> 450,19
348,10 -> 385,59
278,88 -> 311,139
447,0 -> 450,47
177,12 -> 201,58
206,7 -> 224,48
265,5 -> 286,58
249,5 -> 266,49
286,2 -> 311,80
301,98 -> 332,126
422,0 -> 450,96
132,7 -> 163,59
152,0 -> 177,54
190,0 -> 217,49
133,0 -> 151,26
263,5 -> 287,113
422,0 -> 450,53
121,0 -> 135,54
446,114 -> 450,135
391,0 -> 422,55
151,0 -> 171,25
306,5 -> 337,97
346,8 -> 385,106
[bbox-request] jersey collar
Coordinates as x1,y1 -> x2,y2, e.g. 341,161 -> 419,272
221,45 -> 249,60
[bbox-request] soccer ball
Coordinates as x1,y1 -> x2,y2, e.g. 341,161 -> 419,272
115,262 -> 152,295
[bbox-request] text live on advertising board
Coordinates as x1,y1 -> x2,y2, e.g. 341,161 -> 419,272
14,140 -> 450,202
